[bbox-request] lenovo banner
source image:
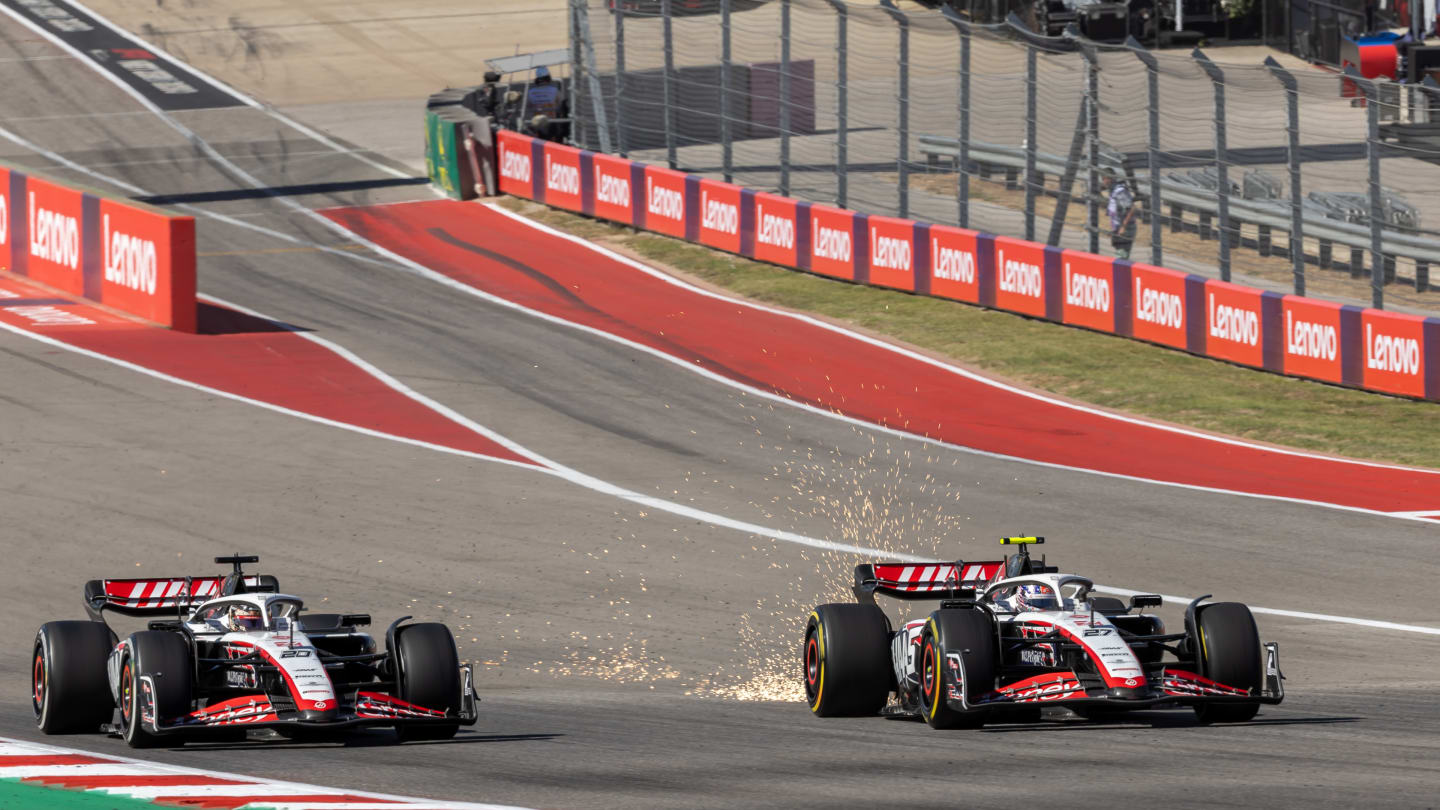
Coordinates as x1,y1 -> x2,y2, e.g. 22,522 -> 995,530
926,224 -> 981,304
24,175 -> 85,295
1129,263 -> 1190,350
642,166 -> 688,238
97,199 -> 196,332
697,179 -> 743,254
807,204 -> 856,281
1281,295 -> 1344,384
992,236 -> 1047,318
1203,280 -> 1266,368
495,131 -> 536,200
866,215 -> 916,293
540,142 -> 583,212
752,193 -> 798,268
1360,309 -> 1427,398
1060,251 -> 1116,334
590,152 -> 635,225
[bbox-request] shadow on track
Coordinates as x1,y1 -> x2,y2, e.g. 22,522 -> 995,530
976,714 -> 1361,732
178,729 -> 563,751
197,302 -> 312,335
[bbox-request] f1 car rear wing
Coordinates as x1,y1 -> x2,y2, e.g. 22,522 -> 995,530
84,575 -> 279,619
853,561 -> 1007,602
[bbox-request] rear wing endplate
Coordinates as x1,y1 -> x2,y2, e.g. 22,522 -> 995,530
854,561 -> 1006,603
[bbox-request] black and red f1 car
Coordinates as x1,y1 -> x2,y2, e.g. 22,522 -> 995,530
31,555 -> 477,747
803,537 -> 1284,728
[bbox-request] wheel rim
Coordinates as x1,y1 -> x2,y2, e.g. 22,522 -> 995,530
31,649 -> 45,714
805,636 -> 819,689
120,661 -> 133,725
922,641 -> 936,703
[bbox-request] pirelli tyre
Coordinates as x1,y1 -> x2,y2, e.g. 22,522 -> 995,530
120,631 -> 194,748
1191,602 -> 1262,724
393,623 -> 462,742
33,621 -> 116,734
803,603 -> 891,717
919,609 -> 996,730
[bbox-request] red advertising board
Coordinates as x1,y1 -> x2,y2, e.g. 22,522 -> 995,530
1129,263 -> 1189,349
495,131 -> 535,199
1203,280 -> 1265,368
0,166 -> 10,269
752,192 -> 798,268
1281,295 -> 1343,383
807,204 -> 856,281
1361,309 -> 1427,398
642,165 -> 688,238
541,142 -> 583,212
24,175 -> 85,295
697,179 -> 742,254
926,224 -> 980,304
1060,250 -> 1115,333
98,199 -> 196,332
866,215 -> 915,292
591,152 -> 634,225
992,236 -> 1046,317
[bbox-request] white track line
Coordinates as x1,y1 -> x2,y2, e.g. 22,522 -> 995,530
2,4 -> 1435,642
0,737 -> 531,809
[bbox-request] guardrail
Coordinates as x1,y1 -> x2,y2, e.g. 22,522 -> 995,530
491,128 -> 1440,403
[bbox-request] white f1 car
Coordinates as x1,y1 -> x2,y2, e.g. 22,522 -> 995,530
32,555 -> 477,747
803,537 -> 1283,728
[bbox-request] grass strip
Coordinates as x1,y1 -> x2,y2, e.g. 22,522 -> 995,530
0,778 -> 161,809
498,198 -> 1440,468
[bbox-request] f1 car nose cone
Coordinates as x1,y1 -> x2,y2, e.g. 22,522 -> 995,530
1105,685 -> 1152,700
297,708 -> 339,723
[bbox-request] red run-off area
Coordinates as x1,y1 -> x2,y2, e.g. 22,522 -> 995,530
0,274 -> 533,465
0,163 -> 196,331
493,130 -> 1440,403
321,198 -> 1440,514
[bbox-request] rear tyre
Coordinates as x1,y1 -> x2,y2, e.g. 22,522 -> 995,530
803,603 -> 891,717
33,621 -> 115,734
920,609 -> 996,730
393,623 -> 462,742
120,631 -> 193,748
1191,602 -> 1262,724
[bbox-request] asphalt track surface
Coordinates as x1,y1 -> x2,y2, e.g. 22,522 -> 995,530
0,5 -> 1437,809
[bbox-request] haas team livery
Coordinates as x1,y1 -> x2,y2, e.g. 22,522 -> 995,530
803,537 -> 1284,728
31,555 -> 477,747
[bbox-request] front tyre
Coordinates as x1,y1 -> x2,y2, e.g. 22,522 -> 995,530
33,621 -> 115,734
1191,602 -> 1262,724
920,609 -> 996,730
393,623 -> 462,742
803,603 -> 891,717
120,631 -> 193,748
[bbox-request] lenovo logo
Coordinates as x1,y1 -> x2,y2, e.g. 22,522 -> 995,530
701,191 -> 738,235
500,148 -> 531,182
1285,311 -> 1336,361
932,240 -> 974,283
646,178 -> 684,221
997,249 -> 1041,298
1064,263 -> 1110,313
1208,294 -> 1259,346
1366,323 -> 1421,376
756,204 -> 794,249
869,228 -> 911,272
1135,278 -> 1183,329
545,155 -> 579,195
103,214 -> 158,295
813,222 -> 852,262
28,192 -> 79,270
596,171 -> 630,207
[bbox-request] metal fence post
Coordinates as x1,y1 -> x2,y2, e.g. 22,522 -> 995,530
721,0 -> 732,181
942,8 -> 972,229
780,0 -> 792,196
1024,43 -> 1038,242
1127,38 -> 1163,267
662,0 -> 677,168
614,2 -> 627,156
1194,49 -> 1230,282
1265,56 -> 1304,296
575,0 -> 611,154
569,0 -> 584,146
1348,67 -> 1386,309
825,0 -> 848,208
1085,46 -> 1100,255
882,1 -> 910,218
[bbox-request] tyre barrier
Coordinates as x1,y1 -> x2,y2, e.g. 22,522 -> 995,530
0,162 -> 195,332
494,129 -> 1440,403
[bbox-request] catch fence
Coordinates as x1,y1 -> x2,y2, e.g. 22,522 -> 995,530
567,0 -> 1440,312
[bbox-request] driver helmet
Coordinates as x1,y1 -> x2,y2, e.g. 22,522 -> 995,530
1014,584 -> 1056,612
227,605 -> 264,632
